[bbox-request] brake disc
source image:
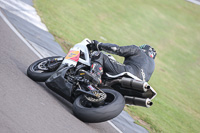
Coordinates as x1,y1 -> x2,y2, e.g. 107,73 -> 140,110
84,91 -> 107,103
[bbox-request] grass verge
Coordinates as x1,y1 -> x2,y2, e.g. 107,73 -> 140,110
34,0 -> 200,132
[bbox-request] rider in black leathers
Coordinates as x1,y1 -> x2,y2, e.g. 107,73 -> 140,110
88,40 -> 157,84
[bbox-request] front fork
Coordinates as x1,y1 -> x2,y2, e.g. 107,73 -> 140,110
46,57 -> 64,71
76,81 -> 106,102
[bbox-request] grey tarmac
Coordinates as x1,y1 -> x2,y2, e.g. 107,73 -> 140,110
0,13 -> 118,133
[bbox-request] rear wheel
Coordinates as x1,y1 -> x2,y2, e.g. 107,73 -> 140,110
73,88 -> 125,123
27,56 -> 63,82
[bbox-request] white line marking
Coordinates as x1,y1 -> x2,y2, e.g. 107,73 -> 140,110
187,0 -> 200,5
108,121 -> 123,133
0,10 -> 43,59
0,0 -> 48,31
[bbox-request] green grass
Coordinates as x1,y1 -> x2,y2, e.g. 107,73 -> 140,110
34,0 -> 200,132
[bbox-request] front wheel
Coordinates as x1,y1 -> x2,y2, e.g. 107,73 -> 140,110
72,89 -> 125,123
27,56 -> 63,82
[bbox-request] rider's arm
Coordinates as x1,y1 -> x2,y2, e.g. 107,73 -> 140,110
98,43 -> 139,57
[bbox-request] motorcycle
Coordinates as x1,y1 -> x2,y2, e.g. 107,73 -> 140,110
27,38 -> 157,123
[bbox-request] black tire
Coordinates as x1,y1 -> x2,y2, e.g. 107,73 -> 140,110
72,88 -> 125,123
27,56 -> 63,82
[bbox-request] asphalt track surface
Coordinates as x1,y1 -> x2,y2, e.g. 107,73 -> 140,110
0,14 -> 118,133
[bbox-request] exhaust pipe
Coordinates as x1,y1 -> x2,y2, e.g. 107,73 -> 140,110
121,77 -> 150,92
124,96 -> 153,108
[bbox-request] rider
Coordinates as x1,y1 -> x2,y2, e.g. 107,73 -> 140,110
87,40 -> 157,84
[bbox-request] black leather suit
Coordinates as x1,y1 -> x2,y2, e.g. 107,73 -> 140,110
91,43 -> 155,82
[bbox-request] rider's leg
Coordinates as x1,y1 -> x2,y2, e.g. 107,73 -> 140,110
88,51 -> 128,84
92,51 -> 127,74
89,62 -> 103,84
85,51 -> 103,84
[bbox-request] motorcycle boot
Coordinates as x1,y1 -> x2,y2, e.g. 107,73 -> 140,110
89,62 -> 103,84
79,62 -> 103,85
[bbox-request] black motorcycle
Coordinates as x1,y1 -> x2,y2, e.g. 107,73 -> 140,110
27,39 -> 157,123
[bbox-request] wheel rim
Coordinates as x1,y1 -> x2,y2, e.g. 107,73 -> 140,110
30,60 -> 49,73
80,91 -> 115,108
30,57 -> 62,73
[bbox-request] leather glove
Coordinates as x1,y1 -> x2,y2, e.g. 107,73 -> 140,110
90,40 -> 101,51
